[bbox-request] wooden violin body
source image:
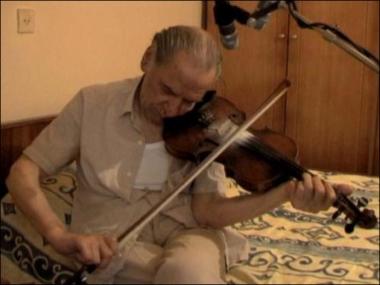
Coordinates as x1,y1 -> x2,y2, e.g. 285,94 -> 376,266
164,92 -> 299,192
163,91 -> 378,233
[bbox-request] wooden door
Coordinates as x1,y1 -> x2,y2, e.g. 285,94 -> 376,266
370,117 -> 379,175
206,1 -> 379,174
286,1 -> 379,174
206,0 -> 290,132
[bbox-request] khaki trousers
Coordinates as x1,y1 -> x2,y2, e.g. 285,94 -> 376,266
87,215 -> 227,284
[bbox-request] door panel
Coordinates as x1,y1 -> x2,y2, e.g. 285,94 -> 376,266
286,1 -> 379,173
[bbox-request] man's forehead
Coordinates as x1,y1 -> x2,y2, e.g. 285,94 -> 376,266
163,70 -> 215,95
169,51 -> 215,80
172,65 -> 216,90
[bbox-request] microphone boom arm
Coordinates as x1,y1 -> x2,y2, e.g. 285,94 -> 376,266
287,2 -> 379,73
215,0 -> 379,73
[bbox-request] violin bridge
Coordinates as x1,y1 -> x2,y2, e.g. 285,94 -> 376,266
205,119 -> 239,144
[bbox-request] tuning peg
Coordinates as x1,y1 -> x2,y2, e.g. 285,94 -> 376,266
357,197 -> 369,208
332,208 -> 343,220
344,222 -> 356,234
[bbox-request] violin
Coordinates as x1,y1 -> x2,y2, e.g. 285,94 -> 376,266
163,90 -> 378,234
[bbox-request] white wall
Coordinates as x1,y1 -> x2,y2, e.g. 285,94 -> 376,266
1,1 -> 202,123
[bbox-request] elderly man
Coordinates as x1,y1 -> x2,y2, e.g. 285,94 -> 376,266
6,25 -> 351,284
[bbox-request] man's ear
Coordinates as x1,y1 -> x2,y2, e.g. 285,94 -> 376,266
141,45 -> 156,72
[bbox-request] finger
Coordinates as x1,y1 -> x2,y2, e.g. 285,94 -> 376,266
284,180 -> 297,201
300,174 -> 315,205
98,240 -> 114,269
334,183 -> 354,196
294,180 -> 306,208
98,256 -> 112,269
312,176 -> 326,204
74,252 -> 88,264
90,241 -> 101,265
76,241 -> 95,264
104,235 -> 118,254
323,181 -> 336,209
302,173 -> 313,192
101,239 -> 114,258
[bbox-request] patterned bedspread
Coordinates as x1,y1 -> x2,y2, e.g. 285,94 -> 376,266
1,170 -> 379,284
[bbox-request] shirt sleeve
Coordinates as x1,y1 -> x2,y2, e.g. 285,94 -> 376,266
23,90 -> 84,175
192,161 -> 227,196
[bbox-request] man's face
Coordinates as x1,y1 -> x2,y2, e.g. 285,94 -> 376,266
139,50 -> 217,125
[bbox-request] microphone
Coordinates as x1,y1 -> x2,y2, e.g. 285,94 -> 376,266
213,0 -> 285,49
213,0 -> 239,49
248,1 -> 283,30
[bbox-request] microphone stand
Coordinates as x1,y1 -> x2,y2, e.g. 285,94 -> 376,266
64,80 -> 291,285
223,0 -> 379,73
286,1 -> 379,74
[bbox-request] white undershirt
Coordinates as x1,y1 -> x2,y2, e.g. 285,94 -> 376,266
134,141 -> 171,191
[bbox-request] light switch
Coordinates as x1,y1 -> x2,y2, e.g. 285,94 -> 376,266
17,9 -> 35,33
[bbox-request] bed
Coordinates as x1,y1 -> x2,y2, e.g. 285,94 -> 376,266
1,168 -> 379,284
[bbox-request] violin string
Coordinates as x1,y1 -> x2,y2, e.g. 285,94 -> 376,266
234,133 -> 377,230
237,134 -> 297,172
236,132 -> 307,180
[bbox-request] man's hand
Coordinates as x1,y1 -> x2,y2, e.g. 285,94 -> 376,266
285,173 -> 354,213
46,227 -> 118,269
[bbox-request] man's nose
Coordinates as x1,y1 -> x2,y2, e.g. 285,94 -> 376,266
169,97 -> 185,115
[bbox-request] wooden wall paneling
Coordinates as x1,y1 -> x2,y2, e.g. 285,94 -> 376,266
286,1 -> 379,174
1,116 -> 55,197
207,0 -> 290,132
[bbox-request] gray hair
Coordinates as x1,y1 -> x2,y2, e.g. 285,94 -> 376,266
151,25 -> 222,78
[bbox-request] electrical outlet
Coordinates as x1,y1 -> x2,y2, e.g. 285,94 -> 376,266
17,9 -> 35,33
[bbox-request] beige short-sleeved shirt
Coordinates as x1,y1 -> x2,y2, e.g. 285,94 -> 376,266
23,76 -> 249,267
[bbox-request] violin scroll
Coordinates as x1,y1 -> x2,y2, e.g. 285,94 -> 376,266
332,193 -> 377,233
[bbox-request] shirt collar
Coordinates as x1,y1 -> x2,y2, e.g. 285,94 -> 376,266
121,75 -> 144,116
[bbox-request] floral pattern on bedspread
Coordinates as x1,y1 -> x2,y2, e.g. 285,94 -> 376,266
1,171 -> 379,284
